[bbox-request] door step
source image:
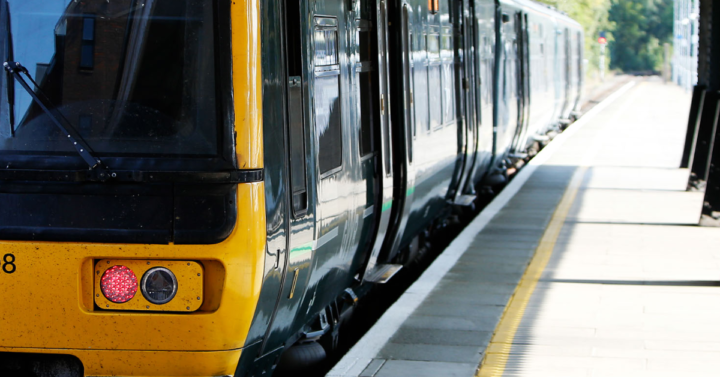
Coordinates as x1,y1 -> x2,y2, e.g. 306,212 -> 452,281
558,118 -> 572,129
509,152 -> 528,159
531,134 -> 550,142
364,264 -> 403,284
454,194 -> 476,207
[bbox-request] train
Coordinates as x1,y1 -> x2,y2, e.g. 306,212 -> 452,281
0,0 -> 582,376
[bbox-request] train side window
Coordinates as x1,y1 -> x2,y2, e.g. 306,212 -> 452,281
441,35 -> 452,60
410,30 -> 416,138
427,32 -> 441,130
427,33 -> 440,62
288,78 -> 307,215
441,29 -> 455,123
421,32 -> 430,133
357,19 -> 375,157
314,17 -> 343,176
577,31 -> 583,81
315,76 -> 342,175
402,4 -> 413,162
285,0 -> 307,215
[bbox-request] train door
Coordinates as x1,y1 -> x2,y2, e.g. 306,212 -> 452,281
299,0 -> 361,332
260,0 -> 382,355
565,29 -> 577,118
352,0 -> 382,284
401,5 -> 416,168
258,0 -> 317,356
450,0 -> 480,205
380,2 -> 417,262
472,0 -> 495,181
574,30 -> 583,113
510,11 -> 529,156
520,14 -> 531,149
560,27 -> 571,119
362,0 -> 400,283
551,22 -> 562,124
493,7 -> 519,165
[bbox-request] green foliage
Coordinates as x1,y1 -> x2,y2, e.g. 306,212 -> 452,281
536,0 -> 612,78
535,0 -> 673,74
608,0 -> 673,72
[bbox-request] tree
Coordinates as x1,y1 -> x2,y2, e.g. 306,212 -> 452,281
608,0 -> 673,72
537,0 -> 673,74
537,0 -> 612,78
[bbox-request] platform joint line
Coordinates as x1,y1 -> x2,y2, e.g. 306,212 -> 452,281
475,166 -> 588,377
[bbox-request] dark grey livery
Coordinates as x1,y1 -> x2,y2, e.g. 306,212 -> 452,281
238,0 -> 583,374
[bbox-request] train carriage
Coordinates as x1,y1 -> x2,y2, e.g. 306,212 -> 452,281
0,0 -> 582,375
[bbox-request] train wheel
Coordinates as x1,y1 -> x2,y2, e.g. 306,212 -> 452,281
274,341 -> 327,376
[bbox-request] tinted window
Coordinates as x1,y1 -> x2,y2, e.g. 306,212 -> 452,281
315,76 -> 342,174
288,79 -> 307,213
314,18 -> 342,175
357,20 -> 374,157
359,71 -> 374,157
80,16 -> 95,69
1,0 -> 219,159
402,5 -> 413,162
441,33 -> 454,123
441,30 -> 454,123
442,63 -> 455,122
314,28 -> 338,66
0,0 -> 13,131
428,33 -> 440,58
379,3 -> 391,175
427,33 -> 442,129
286,0 -> 307,215
415,33 -> 429,133
428,65 -> 442,129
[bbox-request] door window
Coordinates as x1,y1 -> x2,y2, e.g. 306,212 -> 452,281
427,32 -> 441,130
441,29 -> 455,123
402,5 -> 413,162
314,17 -> 343,176
286,0 -> 307,215
356,19 -> 375,157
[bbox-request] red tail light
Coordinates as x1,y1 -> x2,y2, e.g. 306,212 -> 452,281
100,265 -> 138,303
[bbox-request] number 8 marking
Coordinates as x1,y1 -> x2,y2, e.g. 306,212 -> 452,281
3,254 -> 15,274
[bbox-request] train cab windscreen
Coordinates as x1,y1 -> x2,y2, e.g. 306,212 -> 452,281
0,0 -> 221,169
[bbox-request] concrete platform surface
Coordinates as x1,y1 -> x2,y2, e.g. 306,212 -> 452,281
328,79 -> 710,377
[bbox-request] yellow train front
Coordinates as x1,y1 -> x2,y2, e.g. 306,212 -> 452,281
0,0 -> 266,375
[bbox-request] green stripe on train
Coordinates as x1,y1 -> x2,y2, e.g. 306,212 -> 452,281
381,199 -> 393,212
290,242 -> 313,257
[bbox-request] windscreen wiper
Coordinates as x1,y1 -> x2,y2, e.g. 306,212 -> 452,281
3,61 -> 102,169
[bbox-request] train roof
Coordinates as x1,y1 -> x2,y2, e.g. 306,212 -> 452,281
497,0 -> 583,30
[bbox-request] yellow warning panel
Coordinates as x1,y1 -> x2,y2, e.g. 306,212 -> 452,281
94,259 -> 203,312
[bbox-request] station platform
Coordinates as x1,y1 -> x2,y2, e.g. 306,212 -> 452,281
327,79 -> 717,377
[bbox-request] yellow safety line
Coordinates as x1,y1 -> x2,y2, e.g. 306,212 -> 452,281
476,166 -> 588,377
